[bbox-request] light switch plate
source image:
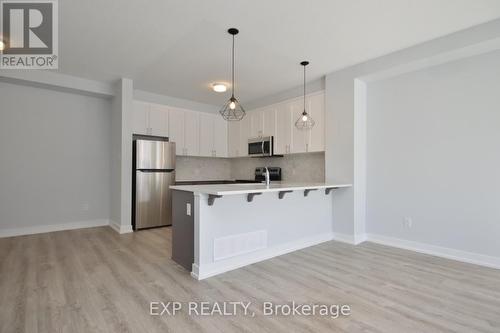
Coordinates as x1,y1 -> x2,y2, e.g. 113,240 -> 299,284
186,203 -> 191,216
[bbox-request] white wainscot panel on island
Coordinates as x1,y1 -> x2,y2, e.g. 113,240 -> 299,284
170,182 -> 351,280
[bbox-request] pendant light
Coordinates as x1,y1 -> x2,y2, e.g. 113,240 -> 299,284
220,28 -> 246,121
295,61 -> 315,130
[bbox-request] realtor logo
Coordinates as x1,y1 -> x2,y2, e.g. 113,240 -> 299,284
0,0 -> 58,69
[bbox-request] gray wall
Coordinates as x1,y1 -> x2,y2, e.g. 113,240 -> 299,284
324,18 -> 500,243
0,81 -> 111,229
366,51 -> 500,257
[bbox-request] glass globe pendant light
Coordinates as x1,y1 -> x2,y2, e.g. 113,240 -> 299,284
295,61 -> 315,130
220,28 -> 246,121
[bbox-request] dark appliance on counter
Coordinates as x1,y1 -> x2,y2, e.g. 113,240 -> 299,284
255,167 -> 282,182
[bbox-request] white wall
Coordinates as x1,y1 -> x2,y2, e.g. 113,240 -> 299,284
134,89 -> 218,114
0,81 -> 111,234
366,51 -> 500,257
110,79 -> 134,233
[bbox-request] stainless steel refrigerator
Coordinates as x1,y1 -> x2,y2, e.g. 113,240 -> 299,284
133,139 -> 176,230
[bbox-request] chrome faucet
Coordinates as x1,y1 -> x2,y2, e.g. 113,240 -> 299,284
264,167 -> 270,187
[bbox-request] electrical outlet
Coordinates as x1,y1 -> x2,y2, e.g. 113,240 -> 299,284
82,203 -> 90,212
403,217 -> 413,228
186,203 -> 191,216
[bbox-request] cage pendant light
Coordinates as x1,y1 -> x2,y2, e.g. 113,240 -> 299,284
295,61 -> 315,130
220,28 -> 246,121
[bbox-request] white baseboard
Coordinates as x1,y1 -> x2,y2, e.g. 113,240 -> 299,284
332,232 -> 367,245
109,220 -> 133,234
193,232 -> 335,280
0,219 -> 109,238
367,233 -> 500,270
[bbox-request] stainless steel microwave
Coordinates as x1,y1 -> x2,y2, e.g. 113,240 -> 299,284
248,136 -> 273,157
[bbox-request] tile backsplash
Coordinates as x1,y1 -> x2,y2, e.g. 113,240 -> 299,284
230,152 -> 325,182
176,152 -> 325,183
175,156 -> 232,181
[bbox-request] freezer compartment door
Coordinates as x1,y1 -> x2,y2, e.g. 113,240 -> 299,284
136,140 -> 175,170
135,171 -> 174,229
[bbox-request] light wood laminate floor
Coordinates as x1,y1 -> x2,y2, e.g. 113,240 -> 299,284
1,226 -> 499,333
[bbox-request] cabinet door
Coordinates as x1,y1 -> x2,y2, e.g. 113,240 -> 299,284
184,110 -> 200,156
249,110 -> 264,138
199,113 -> 214,157
306,92 -> 325,152
227,121 -> 240,157
168,108 -> 185,155
133,101 -> 149,135
214,116 -> 228,157
275,102 -> 292,154
238,115 -> 250,157
262,107 -> 276,138
149,103 -> 169,137
290,99 -> 308,153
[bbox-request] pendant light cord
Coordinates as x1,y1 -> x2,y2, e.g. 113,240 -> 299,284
232,34 -> 235,97
303,63 -> 306,112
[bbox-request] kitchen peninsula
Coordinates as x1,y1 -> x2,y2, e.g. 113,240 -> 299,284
170,182 -> 351,280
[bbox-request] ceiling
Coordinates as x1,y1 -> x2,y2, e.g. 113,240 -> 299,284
59,0 -> 500,106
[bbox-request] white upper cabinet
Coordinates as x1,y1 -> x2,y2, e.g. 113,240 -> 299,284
249,110 -> 264,138
290,99 -> 308,153
183,110 -> 200,156
213,116 -> 228,157
275,103 -> 293,154
249,90 -> 325,155
168,108 -> 185,155
130,92 -> 323,159
132,101 -> 168,137
248,108 -> 276,139
132,101 -> 150,135
238,115 -> 250,157
227,121 -> 240,157
148,103 -> 169,137
199,113 -> 228,158
263,107 -> 277,138
199,113 -> 215,157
